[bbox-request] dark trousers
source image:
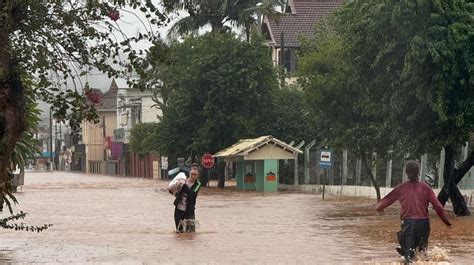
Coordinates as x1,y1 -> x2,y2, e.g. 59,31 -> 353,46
398,218 -> 430,262
174,209 -> 186,230
174,208 -> 196,232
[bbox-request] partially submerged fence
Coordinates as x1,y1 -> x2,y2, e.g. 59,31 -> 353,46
278,141 -> 474,190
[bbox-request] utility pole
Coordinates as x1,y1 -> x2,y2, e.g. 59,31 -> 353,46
59,121 -> 62,143
55,119 -> 58,170
49,110 -> 53,171
280,32 -> 286,87
103,115 -> 107,173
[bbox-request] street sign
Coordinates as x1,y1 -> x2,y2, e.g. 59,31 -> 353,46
161,156 -> 168,170
319,148 -> 332,169
201,153 -> 215,168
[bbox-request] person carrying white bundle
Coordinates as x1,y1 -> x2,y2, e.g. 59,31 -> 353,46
169,164 -> 201,233
168,172 -> 187,195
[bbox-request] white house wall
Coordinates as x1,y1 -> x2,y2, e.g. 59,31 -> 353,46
116,87 -> 163,143
141,97 -> 162,123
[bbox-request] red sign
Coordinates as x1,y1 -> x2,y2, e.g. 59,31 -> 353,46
201,153 -> 215,168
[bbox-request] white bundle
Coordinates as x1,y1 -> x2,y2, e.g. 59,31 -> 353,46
168,172 -> 187,195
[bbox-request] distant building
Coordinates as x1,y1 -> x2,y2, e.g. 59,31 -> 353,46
262,0 -> 342,82
82,79 -> 118,174
115,80 -> 163,178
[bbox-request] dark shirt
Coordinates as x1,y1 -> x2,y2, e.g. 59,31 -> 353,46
174,180 -> 201,213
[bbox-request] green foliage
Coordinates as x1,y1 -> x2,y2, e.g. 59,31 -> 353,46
4,0 -> 167,129
299,0 -> 473,202
300,0 -> 473,156
1,0 -> 167,226
270,85 -> 313,144
163,0 -> 283,38
129,122 -> 159,158
334,0 -> 473,154
298,20 -> 390,154
2,73 -> 41,214
150,33 -> 278,159
139,39 -> 172,118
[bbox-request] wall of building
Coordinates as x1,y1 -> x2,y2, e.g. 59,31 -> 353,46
142,96 -> 162,123
82,110 -> 116,173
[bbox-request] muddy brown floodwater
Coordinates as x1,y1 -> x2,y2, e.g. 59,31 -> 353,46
1,172 -> 473,264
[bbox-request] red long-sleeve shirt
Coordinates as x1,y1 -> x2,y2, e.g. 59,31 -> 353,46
376,181 -> 451,226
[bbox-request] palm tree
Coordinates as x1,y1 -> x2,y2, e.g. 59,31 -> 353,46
164,0 -> 228,37
226,0 -> 283,42
164,0 -> 283,41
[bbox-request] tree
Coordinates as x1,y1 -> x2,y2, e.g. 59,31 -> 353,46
149,33 -> 279,187
270,85 -> 313,144
0,75 -> 53,232
129,122 -> 159,158
0,1 -> 167,214
163,0 -> 283,40
335,0 -> 473,215
298,21 -> 393,201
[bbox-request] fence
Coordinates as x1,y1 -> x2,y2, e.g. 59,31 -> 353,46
278,142 -> 474,190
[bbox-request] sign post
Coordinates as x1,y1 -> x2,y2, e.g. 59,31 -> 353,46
201,153 -> 214,168
319,148 -> 332,169
319,147 -> 332,200
160,156 -> 168,179
201,154 -> 214,187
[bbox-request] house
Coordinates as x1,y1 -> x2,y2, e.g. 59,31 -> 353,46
262,0 -> 342,81
115,80 -> 163,143
82,79 -> 118,174
214,136 -> 302,192
115,80 -> 163,178
33,124 -> 51,171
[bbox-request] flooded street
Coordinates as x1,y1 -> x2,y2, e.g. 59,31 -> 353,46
1,172 -> 473,264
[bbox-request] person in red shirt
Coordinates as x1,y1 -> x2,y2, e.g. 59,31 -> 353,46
376,160 -> 451,263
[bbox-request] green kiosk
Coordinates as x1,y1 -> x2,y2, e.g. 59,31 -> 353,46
214,136 -> 302,192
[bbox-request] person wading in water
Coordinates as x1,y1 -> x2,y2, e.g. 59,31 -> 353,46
172,163 -> 201,233
376,160 -> 451,263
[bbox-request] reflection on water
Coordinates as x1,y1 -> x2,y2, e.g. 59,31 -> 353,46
0,172 -> 472,264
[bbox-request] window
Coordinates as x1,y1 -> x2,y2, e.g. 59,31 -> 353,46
281,48 -> 298,73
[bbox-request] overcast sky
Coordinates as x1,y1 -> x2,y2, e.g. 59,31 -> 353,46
77,5 -> 178,90
37,4 -> 178,121
38,3 -> 247,121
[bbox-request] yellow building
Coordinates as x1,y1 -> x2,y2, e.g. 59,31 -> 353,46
82,80 -> 118,174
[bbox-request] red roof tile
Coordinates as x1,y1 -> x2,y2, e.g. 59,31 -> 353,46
265,0 -> 342,47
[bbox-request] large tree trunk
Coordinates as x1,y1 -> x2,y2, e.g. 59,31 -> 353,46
361,151 -> 381,202
0,2 -> 27,212
437,145 -> 473,216
217,161 -> 226,188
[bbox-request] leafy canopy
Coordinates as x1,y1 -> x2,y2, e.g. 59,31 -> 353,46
5,0 -> 168,130
148,33 -> 279,160
335,0 -> 474,153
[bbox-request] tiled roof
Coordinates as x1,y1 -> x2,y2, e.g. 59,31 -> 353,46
265,0 -> 342,47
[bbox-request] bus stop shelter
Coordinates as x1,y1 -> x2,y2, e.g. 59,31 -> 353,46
214,136 -> 302,192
